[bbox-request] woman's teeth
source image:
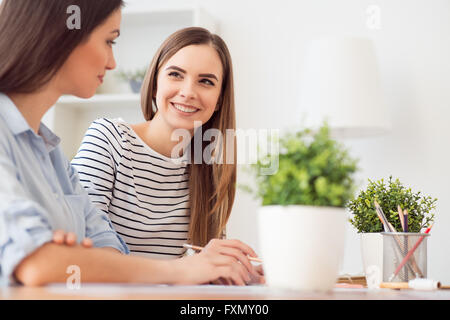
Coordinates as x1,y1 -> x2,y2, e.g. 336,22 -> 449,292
172,103 -> 198,113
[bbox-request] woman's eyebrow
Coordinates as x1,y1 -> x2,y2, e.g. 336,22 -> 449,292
111,29 -> 120,36
165,65 -> 218,81
198,73 -> 218,81
165,65 -> 186,73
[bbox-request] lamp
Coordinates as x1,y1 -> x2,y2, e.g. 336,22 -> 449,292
298,37 -> 390,138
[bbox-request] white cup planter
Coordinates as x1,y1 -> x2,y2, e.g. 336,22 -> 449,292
360,233 -> 383,287
258,205 -> 346,291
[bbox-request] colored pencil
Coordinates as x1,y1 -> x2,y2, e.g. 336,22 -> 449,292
404,209 -> 409,233
374,201 -> 418,276
388,224 -> 433,282
374,201 -> 393,232
398,205 -> 405,232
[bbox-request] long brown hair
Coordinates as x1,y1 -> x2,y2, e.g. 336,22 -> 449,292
0,0 -> 124,94
141,27 -> 237,246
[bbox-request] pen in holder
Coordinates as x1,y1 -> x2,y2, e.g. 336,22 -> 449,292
382,232 -> 429,282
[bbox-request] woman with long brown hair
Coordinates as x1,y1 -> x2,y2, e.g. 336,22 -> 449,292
0,0 -> 258,286
72,27 -> 263,284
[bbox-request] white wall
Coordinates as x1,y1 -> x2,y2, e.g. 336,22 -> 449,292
126,0 -> 450,282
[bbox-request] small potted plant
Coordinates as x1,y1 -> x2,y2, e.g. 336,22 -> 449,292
117,67 -> 147,93
348,176 -> 437,282
244,123 -> 358,291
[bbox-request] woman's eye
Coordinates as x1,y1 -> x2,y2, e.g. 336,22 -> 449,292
107,40 -> 116,46
168,71 -> 182,79
200,79 -> 214,86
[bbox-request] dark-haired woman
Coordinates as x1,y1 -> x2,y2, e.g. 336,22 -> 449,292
0,0 -> 254,287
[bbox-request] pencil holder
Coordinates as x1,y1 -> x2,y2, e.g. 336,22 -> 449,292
382,232 -> 429,282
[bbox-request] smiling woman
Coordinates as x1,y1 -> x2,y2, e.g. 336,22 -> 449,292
0,1 -> 261,288
155,44 -> 223,133
71,27 -> 264,285
72,28 -> 239,252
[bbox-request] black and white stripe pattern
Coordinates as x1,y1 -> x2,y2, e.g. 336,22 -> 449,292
72,118 -> 190,259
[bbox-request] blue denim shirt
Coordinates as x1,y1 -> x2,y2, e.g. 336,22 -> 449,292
0,93 -> 129,285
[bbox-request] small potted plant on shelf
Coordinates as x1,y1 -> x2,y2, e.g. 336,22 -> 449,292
117,67 -> 147,93
348,176 -> 437,281
244,122 -> 358,291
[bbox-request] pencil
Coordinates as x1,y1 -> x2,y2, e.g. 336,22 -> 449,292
380,282 -> 410,289
375,201 -> 418,276
381,279 -> 441,290
374,201 -> 394,232
388,224 -> 433,282
183,243 -> 263,263
398,205 -> 405,232
404,209 -> 408,233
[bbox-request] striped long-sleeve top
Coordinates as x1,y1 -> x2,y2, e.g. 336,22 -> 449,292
71,118 -> 190,259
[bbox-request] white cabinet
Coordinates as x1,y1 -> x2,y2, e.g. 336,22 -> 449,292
43,3 -> 217,159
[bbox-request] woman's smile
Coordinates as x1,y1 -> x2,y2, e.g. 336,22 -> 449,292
171,102 -> 199,115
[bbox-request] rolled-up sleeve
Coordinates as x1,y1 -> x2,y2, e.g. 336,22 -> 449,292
0,158 -> 53,285
66,157 -> 129,254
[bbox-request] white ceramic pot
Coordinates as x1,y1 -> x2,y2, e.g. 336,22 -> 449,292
258,205 -> 346,291
360,233 -> 383,287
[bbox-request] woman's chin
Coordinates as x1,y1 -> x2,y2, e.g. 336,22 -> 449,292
168,119 -> 198,133
71,87 -> 97,99
164,114 -> 190,128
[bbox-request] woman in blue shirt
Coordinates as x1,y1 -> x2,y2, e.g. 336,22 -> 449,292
0,0 -> 257,286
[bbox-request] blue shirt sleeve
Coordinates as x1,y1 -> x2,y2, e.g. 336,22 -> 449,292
65,157 -> 129,254
0,155 -> 53,285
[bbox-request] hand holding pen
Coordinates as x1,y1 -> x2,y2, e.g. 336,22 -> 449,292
184,239 -> 265,285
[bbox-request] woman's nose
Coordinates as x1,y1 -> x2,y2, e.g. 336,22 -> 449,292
106,51 -> 117,71
179,79 -> 197,100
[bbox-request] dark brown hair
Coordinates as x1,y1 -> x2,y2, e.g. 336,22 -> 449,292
141,27 -> 237,246
0,0 -> 124,94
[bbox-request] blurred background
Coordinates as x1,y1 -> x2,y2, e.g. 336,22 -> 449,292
41,0 -> 449,282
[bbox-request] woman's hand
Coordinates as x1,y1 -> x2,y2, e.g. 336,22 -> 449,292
249,264 -> 265,285
204,239 -> 264,285
177,239 -> 265,285
52,230 -> 93,248
211,263 -> 265,285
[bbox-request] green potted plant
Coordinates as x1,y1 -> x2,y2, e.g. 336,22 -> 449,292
117,67 -> 147,93
348,176 -> 437,281
247,124 -> 358,207
244,123 -> 358,291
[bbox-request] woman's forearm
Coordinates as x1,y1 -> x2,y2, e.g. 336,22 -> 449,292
14,243 -> 179,286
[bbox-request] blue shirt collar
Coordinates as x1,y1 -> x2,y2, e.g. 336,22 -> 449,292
0,93 -> 30,135
39,122 -> 61,151
0,93 -> 60,149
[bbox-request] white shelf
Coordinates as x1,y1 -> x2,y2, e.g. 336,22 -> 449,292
56,94 -> 140,109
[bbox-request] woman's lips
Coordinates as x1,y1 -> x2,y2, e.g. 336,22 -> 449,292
171,102 -> 199,115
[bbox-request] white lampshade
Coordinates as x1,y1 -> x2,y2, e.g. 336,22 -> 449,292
298,37 -> 391,138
